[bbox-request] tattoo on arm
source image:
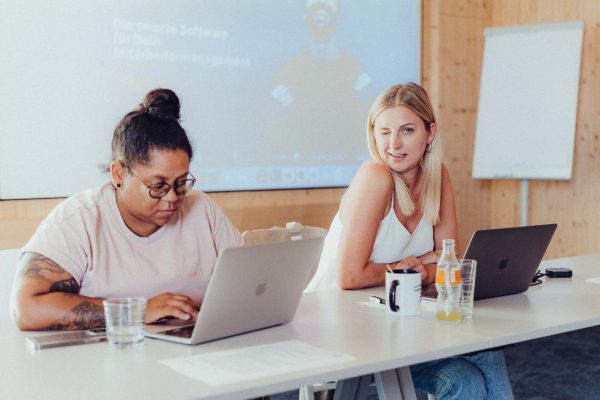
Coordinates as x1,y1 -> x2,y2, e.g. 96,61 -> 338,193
23,253 -> 81,293
49,301 -> 105,330
49,278 -> 80,294
20,253 -> 101,330
23,255 -> 67,280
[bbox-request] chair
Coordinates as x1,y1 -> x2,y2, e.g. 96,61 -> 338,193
242,221 -> 327,244
243,221 -> 327,286
0,249 -> 19,336
243,222 -> 331,400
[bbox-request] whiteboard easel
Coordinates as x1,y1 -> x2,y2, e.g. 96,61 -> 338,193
472,21 -> 584,225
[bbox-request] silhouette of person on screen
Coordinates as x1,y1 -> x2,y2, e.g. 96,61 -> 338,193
266,0 -> 372,164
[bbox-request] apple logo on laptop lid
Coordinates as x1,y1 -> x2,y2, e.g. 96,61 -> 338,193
498,257 -> 510,270
255,280 -> 267,296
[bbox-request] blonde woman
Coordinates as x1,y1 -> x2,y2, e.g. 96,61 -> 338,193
307,83 -> 513,399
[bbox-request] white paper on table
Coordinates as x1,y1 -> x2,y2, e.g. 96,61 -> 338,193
160,340 -> 355,386
358,298 -> 436,315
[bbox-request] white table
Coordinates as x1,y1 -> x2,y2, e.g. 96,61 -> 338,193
1,252 -> 599,400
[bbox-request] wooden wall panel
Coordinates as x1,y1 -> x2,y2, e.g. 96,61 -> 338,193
424,0 -> 600,259
2,0 -> 599,261
209,188 -> 344,233
489,0 -> 600,258
423,0 -> 493,252
0,199 -> 63,249
0,188 -> 344,250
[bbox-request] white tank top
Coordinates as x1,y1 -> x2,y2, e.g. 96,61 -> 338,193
306,197 -> 434,292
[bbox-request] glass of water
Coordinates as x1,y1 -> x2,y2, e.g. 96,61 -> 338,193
459,259 -> 477,319
103,297 -> 147,348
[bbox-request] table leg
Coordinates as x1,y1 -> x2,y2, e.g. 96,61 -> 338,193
332,374 -> 371,400
374,367 -> 417,400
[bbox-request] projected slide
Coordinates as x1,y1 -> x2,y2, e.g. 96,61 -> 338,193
0,0 -> 420,198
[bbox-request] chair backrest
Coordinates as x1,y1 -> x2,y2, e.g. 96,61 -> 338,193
242,221 -> 327,245
242,222 -> 327,285
0,249 -> 19,335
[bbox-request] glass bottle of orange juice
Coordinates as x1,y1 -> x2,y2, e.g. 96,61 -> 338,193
435,239 -> 462,321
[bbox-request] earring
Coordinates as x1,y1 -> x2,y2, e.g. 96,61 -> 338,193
425,143 -> 432,153
116,183 -> 121,188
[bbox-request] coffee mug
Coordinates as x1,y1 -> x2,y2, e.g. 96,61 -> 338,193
385,269 -> 421,316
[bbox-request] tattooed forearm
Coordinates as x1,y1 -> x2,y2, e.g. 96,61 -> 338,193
14,253 -> 99,331
49,278 -> 80,294
48,301 -> 105,330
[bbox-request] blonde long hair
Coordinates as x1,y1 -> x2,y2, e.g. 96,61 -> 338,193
367,83 -> 443,225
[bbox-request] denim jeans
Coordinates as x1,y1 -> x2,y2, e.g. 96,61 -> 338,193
410,349 -> 514,400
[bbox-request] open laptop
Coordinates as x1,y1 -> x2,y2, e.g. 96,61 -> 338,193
423,224 -> 557,301
145,236 -> 325,345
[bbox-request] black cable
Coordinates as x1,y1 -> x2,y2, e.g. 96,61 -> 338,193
530,269 -> 546,286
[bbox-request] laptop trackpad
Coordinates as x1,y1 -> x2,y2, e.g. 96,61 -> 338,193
158,325 -> 195,338
147,317 -> 195,337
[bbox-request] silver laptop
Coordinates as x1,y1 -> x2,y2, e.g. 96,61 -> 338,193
423,224 -> 557,301
145,237 -> 325,345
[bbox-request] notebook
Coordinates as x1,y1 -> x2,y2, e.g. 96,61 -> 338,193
422,224 -> 557,301
145,236 -> 325,345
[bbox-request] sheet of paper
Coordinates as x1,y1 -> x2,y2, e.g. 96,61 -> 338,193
359,298 -> 436,314
160,340 -> 354,386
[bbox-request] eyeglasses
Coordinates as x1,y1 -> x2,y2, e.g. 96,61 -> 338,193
126,166 -> 196,199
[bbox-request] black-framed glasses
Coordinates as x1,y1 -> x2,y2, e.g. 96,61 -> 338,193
126,166 -> 196,199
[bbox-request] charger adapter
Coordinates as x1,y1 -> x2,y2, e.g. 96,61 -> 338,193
545,267 -> 572,278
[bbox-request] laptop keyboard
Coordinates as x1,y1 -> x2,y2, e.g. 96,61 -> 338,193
158,325 -> 194,338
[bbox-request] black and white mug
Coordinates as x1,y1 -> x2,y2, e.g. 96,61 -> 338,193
385,269 -> 421,316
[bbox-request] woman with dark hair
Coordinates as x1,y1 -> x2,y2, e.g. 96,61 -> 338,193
11,89 -> 243,330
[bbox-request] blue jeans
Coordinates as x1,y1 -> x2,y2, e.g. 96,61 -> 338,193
410,349 -> 514,400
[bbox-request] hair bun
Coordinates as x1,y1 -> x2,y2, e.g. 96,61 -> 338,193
140,88 -> 181,121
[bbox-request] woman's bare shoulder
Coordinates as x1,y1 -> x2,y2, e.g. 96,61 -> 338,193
355,161 -> 394,185
343,161 -> 394,210
340,161 -> 394,227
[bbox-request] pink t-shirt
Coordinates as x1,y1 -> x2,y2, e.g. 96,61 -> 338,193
21,182 -> 243,305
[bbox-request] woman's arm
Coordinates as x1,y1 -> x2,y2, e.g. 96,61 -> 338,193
417,250 -> 441,285
11,252 -> 198,331
411,166 -> 459,286
336,162 -> 422,289
11,252 -> 104,330
431,164 -> 459,256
